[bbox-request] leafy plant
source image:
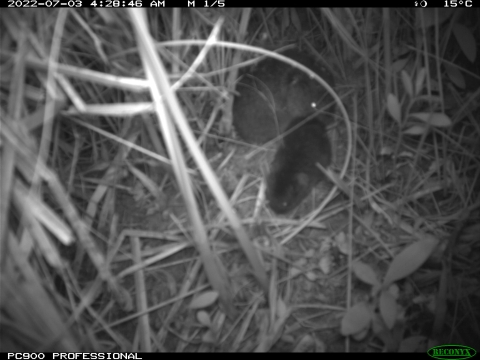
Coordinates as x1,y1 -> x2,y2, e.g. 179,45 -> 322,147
341,234 -> 439,351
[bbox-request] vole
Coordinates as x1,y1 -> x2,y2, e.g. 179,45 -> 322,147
266,116 -> 332,214
232,49 -> 334,145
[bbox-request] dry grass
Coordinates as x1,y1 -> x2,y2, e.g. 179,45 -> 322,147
1,8 -> 479,352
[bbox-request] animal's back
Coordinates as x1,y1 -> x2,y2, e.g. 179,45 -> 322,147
232,50 -> 333,145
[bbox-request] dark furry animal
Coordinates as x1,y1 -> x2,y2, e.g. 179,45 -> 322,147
266,117 -> 332,214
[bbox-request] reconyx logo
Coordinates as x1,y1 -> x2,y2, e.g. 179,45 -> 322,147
428,345 -> 477,360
